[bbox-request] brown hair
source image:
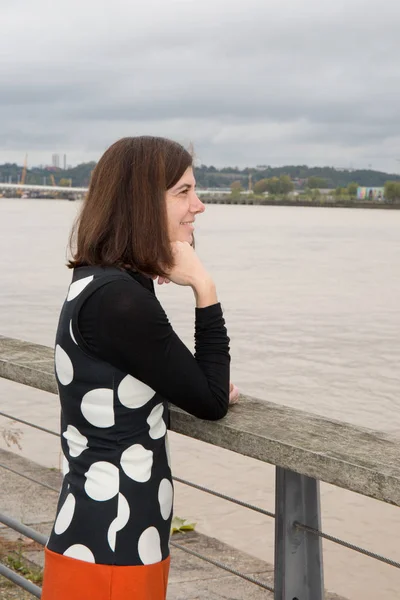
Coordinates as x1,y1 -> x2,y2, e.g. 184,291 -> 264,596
68,136 -> 193,276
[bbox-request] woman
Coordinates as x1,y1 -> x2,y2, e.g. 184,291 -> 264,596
41,136 -> 238,600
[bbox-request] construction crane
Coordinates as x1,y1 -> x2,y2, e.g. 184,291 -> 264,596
20,154 -> 28,186
15,154 -> 28,197
49,174 -> 60,198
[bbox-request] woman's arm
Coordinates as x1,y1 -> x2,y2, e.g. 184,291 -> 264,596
77,279 -> 230,420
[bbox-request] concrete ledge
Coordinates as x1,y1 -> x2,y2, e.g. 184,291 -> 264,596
0,337 -> 56,395
2,335 -> 400,507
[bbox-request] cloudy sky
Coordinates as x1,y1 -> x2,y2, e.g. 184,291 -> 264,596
2,0 -> 400,171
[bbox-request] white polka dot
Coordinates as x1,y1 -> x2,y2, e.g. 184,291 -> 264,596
55,345 -> 74,386
138,527 -> 162,565
107,493 -> 130,551
165,435 -> 171,470
120,445 -> 153,483
118,375 -> 155,409
81,388 -> 114,428
63,544 -> 95,563
84,461 -> 119,501
158,479 -> 173,521
147,404 -> 166,440
69,320 -> 78,345
67,276 -> 94,301
54,493 -> 76,535
63,425 -> 88,458
62,455 -> 70,476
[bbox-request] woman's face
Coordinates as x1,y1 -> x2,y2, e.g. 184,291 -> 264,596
165,167 -> 205,244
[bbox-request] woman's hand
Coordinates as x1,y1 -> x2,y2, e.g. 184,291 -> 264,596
154,242 -> 209,288
161,242 -> 217,308
166,241 -> 212,288
155,276 -> 170,285
229,383 -> 240,405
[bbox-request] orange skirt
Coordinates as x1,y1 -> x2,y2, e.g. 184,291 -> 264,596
41,547 -> 170,600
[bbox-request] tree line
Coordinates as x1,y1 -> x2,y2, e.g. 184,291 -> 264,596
230,176 -> 400,202
1,161 -> 400,194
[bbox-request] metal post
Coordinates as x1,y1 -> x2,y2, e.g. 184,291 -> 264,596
274,467 -> 324,600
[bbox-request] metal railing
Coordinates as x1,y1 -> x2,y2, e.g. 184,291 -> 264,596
2,335 -> 400,599
0,413 -> 275,596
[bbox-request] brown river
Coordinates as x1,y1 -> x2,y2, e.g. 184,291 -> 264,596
1,199 -> 400,599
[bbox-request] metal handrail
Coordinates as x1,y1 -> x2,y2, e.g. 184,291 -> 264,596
1,449 -> 400,572
0,508 -> 274,593
0,411 -> 275,517
0,563 -> 41,598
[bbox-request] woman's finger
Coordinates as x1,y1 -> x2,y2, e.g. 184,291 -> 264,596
229,384 -> 240,405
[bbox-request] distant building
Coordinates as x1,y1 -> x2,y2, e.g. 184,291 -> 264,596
63,154 -> 67,170
357,187 -> 384,201
318,189 -> 335,195
292,177 -> 308,189
52,154 -> 60,168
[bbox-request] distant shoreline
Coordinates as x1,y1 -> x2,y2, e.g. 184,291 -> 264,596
202,197 -> 400,210
2,195 -> 400,210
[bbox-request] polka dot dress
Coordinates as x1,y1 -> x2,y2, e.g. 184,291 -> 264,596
42,267 -> 172,600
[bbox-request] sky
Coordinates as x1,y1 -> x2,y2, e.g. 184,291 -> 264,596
1,0 -> 400,172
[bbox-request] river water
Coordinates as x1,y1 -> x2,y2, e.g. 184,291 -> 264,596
1,199 -> 400,599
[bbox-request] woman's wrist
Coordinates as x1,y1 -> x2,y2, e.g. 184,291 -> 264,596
192,277 -> 217,308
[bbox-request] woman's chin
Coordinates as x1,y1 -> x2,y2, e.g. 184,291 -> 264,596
175,233 -> 194,244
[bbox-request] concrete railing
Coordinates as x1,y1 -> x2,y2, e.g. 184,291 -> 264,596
1,334 -> 400,599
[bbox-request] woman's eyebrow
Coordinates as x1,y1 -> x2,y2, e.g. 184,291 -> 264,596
173,183 -> 193,192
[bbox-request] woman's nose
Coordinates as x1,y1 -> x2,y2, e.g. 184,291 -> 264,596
192,193 -> 205,214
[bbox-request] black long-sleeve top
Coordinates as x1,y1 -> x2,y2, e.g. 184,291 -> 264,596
77,271 -> 231,421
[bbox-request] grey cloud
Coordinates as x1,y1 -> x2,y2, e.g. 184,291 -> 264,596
1,0 -> 400,170
0,129 -> 69,150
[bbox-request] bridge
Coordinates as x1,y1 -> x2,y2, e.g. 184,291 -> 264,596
0,183 -> 236,196
0,183 -> 88,194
